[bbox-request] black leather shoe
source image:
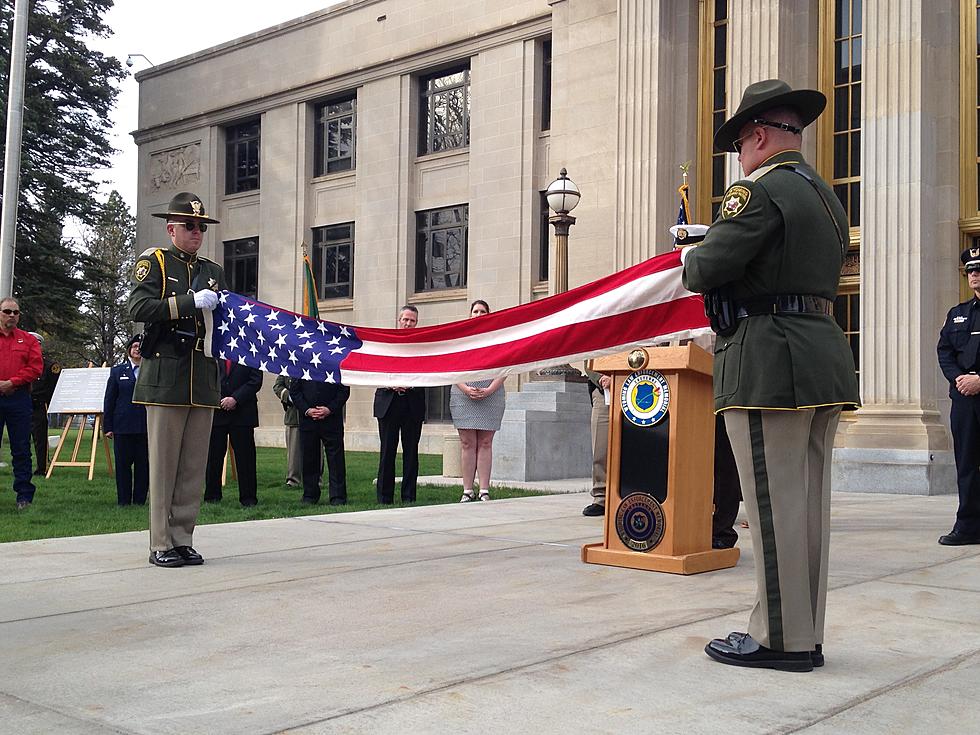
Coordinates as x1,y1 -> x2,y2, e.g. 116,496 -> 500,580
582,503 -> 605,517
174,546 -> 204,565
811,644 -> 824,667
240,499 -> 257,508
149,549 -> 185,568
329,498 -> 347,506
301,497 -> 319,505
705,632 -> 813,672
938,530 -> 980,545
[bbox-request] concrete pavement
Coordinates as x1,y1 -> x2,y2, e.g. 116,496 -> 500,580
1,491 -> 978,734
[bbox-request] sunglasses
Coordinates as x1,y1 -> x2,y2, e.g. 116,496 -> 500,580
1,308 -> 20,315
732,118 -> 803,153
170,221 -> 208,233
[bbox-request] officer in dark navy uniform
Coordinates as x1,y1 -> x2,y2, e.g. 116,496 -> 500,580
103,335 -> 149,505
936,247 -> 980,546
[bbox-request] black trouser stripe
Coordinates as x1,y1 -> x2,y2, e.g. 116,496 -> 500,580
748,410 -> 783,650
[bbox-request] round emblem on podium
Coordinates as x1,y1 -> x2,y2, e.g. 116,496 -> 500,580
615,492 -> 666,552
620,369 -> 670,426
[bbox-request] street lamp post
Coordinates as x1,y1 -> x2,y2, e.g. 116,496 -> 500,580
545,167 -> 580,296
536,168 -> 584,380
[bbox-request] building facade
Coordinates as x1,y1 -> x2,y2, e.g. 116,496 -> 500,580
133,0 -> 970,493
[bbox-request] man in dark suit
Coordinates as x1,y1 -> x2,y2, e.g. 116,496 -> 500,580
204,361 -> 263,507
28,332 -> 59,476
373,305 -> 426,504
103,335 -> 149,505
289,376 -> 350,505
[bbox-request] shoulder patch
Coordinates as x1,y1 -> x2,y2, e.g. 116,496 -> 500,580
721,185 -> 752,219
135,259 -> 152,282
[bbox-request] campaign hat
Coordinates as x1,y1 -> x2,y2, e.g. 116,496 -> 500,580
714,79 -> 826,153
150,192 -> 220,224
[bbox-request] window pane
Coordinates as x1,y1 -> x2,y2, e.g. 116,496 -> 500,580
836,0 -> 850,38
851,38 -> 862,82
852,0 -> 862,35
834,87 -> 849,131
415,205 -> 468,291
834,183 -> 849,212
835,40 -> 849,85
834,134 -> 848,179
713,69 -> 726,110
712,154 -> 725,196
713,27 -> 727,68
850,182 -> 861,228
851,131 -> 861,176
850,83 -> 861,129
714,0 -> 727,21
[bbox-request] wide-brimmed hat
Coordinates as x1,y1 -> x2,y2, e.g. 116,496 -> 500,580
126,334 -> 143,349
150,192 -> 220,224
714,79 -> 826,153
962,247 -> 980,273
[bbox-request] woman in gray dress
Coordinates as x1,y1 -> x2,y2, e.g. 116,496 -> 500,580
451,300 -> 506,502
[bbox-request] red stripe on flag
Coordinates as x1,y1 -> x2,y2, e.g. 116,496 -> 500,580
341,296 -> 705,375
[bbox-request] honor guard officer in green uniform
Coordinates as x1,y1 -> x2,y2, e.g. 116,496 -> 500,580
681,80 -> 860,672
128,192 -> 226,568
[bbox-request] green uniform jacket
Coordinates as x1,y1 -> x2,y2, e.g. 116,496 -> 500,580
682,150 -> 860,412
127,244 -> 227,408
273,375 -> 300,427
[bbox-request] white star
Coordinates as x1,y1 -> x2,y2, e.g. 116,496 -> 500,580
248,343 -> 258,356
310,352 -> 322,367
288,350 -> 298,365
275,334 -> 287,347
238,326 -> 246,339
255,331 -> 266,344
218,351 -> 226,360
292,316 -> 305,328
339,326 -> 351,337
267,347 -> 278,361
259,361 -> 268,372
218,321 -> 230,334
316,322 -> 328,334
238,355 -> 247,365
330,346 -> 345,355
301,369 -> 312,380
227,310 -> 236,324
244,313 -> 257,325
270,323 -> 285,331
297,330 -> 312,339
279,365 -> 291,376
219,292 -> 228,303
228,337 -> 239,351
239,302 -> 254,312
265,309 -> 280,322
325,371 -> 336,384
327,335 -> 341,346
300,340 -> 315,352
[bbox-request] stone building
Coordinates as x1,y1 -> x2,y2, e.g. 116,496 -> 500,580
133,0 -> 972,494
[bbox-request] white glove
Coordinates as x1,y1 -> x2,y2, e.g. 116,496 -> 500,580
193,289 -> 218,311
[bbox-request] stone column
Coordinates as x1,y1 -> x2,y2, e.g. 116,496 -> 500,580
834,0 -> 959,495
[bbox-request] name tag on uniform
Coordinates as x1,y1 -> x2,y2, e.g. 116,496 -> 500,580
167,276 -> 178,282
954,316 -> 968,323
119,375 -> 130,380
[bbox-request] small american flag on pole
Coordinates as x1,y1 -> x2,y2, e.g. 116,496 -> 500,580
204,250 -> 709,387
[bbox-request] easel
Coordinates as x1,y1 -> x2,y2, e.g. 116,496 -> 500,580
221,442 -> 238,486
46,412 -> 113,481
45,363 -> 114,481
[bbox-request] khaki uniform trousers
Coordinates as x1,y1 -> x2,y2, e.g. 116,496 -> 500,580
146,405 -> 214,552
590,388 -> 608,503
285,425 -> 302,485
723,405 -> 841,653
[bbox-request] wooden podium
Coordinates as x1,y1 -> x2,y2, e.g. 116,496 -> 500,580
581,344 -> 739,574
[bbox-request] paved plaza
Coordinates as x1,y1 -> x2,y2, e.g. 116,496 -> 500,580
1,490 -> 978,734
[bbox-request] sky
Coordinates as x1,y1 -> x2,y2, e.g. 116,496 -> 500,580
88,0 -> 341,218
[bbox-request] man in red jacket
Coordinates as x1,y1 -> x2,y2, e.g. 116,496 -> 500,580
0,297 -> 43,509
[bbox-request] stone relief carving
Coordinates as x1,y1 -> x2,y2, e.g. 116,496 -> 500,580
149,143 -> 201,190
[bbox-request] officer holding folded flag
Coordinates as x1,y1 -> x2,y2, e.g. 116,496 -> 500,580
128,192 -> 226,568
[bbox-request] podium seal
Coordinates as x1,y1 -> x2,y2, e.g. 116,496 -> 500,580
615,493 -> 666,551
620,370 -> 670,426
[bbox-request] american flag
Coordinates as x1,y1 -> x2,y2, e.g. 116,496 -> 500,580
204,250 -> 709,387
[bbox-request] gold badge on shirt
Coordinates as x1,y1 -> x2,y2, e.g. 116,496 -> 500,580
721,185 -> 751,219
135,259 -> 151,282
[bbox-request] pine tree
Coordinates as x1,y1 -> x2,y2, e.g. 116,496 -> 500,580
0,0 -> 126,341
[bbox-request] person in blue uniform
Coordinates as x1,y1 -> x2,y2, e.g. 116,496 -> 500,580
103,335 -> 149,506
936,247 -> 980,546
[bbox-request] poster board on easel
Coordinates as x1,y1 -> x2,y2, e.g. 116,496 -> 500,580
45,367 -> 113,481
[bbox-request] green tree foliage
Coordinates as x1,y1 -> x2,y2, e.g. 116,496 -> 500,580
79,190 -> 134,366
0,0 -> 126,340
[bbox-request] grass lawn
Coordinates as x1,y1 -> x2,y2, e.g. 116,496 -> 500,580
0,430 -> 546,543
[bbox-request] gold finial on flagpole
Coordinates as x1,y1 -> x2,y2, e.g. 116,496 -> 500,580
301,242 -> 309,259
679,160 -> 691,187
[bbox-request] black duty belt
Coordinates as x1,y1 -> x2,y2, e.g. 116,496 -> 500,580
736,295 -> 834,319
